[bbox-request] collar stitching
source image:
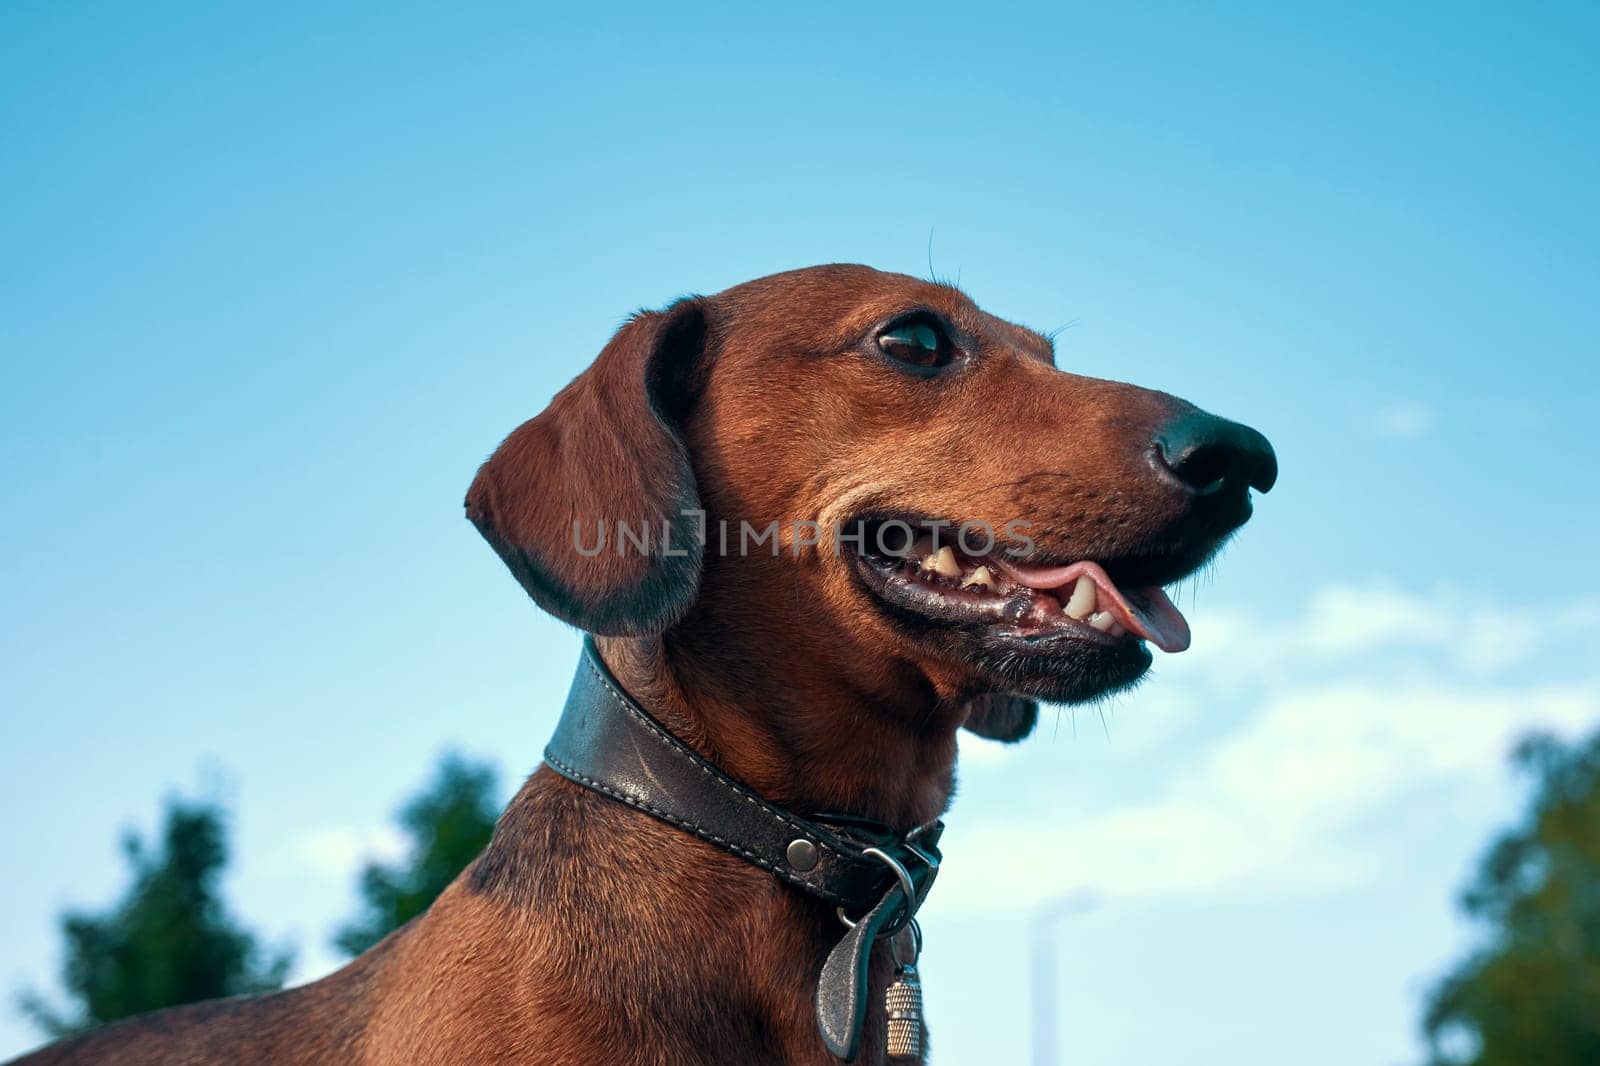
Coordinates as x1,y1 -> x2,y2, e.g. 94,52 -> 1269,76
578,652 -> 854,862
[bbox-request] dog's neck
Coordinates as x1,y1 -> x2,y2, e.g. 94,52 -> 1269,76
596,627 -> 963,832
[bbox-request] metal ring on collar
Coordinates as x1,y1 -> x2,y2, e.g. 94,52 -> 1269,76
891,918 -> 923,967
846,846 -> 920,936
834,847 -> 923,931
862,847 -> 919,908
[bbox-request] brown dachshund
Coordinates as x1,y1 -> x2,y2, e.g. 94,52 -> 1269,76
15,264 -> 1274,1065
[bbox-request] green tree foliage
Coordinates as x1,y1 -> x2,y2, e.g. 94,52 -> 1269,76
1423,727 -> 1600,1065
333,752 -> 501,957
19,795 -> 291,1038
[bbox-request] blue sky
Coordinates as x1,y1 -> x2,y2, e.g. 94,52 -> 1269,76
2,3 -> 1597,1062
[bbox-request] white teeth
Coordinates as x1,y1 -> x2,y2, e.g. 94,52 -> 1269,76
1063,575 -> 1097,620
929,545 -> 962,579
963,565 -> 998,591
1088,611 -> 1117,632
1108,621 -> 1127,638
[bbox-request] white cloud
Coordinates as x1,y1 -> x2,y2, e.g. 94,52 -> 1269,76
1164,581 -> 1599,677
1374,403 -> 1434,439
931,583 -> 1600,914
1298,583 -> 1454,655
277,824 -> 407,881
957,734 -> 1021,767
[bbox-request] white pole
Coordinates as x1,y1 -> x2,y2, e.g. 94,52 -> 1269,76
1030,888 -> 1099,1066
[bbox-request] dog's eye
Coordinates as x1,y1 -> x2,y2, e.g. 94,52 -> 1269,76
877,318 -> 956,370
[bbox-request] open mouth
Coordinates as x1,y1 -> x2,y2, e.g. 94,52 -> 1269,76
847,518 -> 1192,654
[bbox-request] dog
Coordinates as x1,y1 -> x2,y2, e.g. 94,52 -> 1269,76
15,264 -> 1275,1065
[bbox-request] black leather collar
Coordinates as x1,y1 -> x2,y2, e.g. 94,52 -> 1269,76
545,639 -> 943,1060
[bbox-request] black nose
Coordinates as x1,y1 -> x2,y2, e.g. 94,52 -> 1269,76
1154,411 -> 1278,496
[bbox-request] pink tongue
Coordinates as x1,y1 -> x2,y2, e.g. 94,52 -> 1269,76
989,558 -> 1193,653
1128,585 -> 1192,654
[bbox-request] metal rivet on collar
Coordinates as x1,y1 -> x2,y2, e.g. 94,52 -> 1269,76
786,838 -> 819,871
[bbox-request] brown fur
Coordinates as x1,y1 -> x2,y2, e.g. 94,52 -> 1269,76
14,265 -> 1272,1065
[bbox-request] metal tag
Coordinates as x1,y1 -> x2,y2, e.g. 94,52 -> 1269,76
885,922 -> 924,1058
885,967 -> 923,1057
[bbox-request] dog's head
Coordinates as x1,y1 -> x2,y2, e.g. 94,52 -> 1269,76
467,265 -> 1275,739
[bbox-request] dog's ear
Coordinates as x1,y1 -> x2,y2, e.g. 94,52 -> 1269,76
962,693 -> 1040,742
466,298 -> 709,636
